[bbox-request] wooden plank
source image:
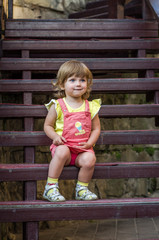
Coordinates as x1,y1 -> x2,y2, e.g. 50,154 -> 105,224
23,222 -> 39,240
124,0 -> 142,18
2,39 -> 159,50
99,130 -> 159,145
1,58 -> 159,71
8,0 -> 13,19
82,12 -> 109,19
1,162 -> 159,181
99,104 -> 159,117
86,0 -> 109,9
69,6 -> 109,19
0,130 -> 159,146
22,70 -> 38,240
108,0 -> 118,19
1,78 -> 159,93
5,19 -> 158,30
5,29 -> 158,38
1,198 -> 159,222
1,104 -> 159,118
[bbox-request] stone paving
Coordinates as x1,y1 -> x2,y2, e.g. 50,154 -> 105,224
37,217 -> 159,240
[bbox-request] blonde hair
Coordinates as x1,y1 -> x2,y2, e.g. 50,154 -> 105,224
52,60 -> 93,99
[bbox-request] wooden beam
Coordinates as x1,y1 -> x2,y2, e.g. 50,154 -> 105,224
1,104 -> 159,118
0,130 -> 159,146
5,19 -> 157,30
1,162 -> 159,181
1,198 -> 159,222
8,0 -> 13,19
5,29 -> 158,38
1,78 -> 159,93
1,58 -> 159,71
2,39 -> 159,50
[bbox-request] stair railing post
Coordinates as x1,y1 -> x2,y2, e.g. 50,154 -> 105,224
108,0 -> 118,18
142,0 -> 155,20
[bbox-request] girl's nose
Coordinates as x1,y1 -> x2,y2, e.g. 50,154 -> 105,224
76,80 -> 81,85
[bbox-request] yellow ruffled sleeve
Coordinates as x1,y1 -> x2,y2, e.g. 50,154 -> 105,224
89,99 -> 101,119
45,99 -> 64,136
45,99 -> 62,118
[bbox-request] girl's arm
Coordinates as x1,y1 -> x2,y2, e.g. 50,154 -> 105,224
78,113 -> 101,149
44,104 -> 66,145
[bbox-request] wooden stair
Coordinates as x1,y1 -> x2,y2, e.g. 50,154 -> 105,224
68,0 -> 118,19
0,16 -> 159,240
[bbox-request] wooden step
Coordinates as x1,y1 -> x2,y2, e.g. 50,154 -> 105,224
1,104 -> 159,118
6,19 -> 156,30
1,58 -> 159,71
0,130 -> 159,146
1,198 -> 159,222
1,78 -> 159,93
86,0 -> 109,9
1,162 -> 159,181
4,19 -> 158,39
2,39 -> 159,51
68,0 -> 117,19
69,6 -> 109,19
124,0 -> 142,18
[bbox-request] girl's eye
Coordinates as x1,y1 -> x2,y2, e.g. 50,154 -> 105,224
81,79 -> 86,82
70,79 -> 75,82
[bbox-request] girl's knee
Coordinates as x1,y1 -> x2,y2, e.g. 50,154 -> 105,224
79,153 -> 96,168
54,145 -> 70,159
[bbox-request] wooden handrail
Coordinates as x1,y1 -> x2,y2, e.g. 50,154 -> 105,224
146,0 -> 159,20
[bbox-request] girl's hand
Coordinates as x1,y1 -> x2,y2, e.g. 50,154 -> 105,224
77,142 -> 91,149
53,135 -> 66,146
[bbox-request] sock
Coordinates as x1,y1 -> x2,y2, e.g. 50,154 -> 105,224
77,181 -> 88,196
46,177 -> 58,195
77,181 -> 88,187
47,177 -> 58,185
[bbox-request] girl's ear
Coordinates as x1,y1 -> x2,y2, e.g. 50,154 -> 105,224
60,84 -> 65,90
58,81 -> 65,90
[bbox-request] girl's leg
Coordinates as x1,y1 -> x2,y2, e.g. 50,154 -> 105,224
75,151 -> 96,183
75,152 -> 98,200
43,145 -> 71,202
48,145 -> 71,178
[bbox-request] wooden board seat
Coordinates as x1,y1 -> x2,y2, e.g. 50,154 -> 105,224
1,58 -> 159,71
1,162 -> 159,181
1,103 -> 159,118
2,39 -> 159,51
4,19 -> 159,39
1,198 -> 159,222
1,78 -> 159,93
0,130 -> 159,146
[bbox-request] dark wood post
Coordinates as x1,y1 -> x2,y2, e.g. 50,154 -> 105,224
142,0 -> 155,20
145,0 -> 159,20
22,50 -> 39,240
8,0 -> 13,19
108,0 -> 118,18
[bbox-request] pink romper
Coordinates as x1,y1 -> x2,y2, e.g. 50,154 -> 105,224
50,98 -> 94,165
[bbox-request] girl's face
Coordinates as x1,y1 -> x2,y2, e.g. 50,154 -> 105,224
63,75 -> 88,99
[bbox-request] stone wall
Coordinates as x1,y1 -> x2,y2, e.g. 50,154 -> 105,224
3,0 -> 94,19
2,0 -> 132,19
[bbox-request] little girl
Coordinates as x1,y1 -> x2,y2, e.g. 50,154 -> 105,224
43,60 -> 101,202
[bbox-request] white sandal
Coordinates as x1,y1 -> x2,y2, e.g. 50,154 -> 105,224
43,183 -> 65,202
75,185 -> 98,201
